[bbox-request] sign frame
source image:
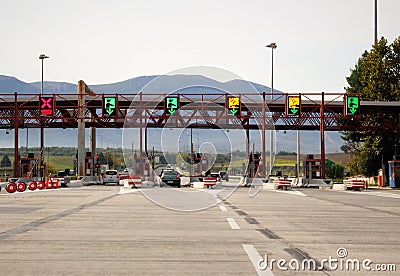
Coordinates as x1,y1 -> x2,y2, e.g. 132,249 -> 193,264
39,96 -> 54,116
103,96 -> 118,117
345,95 -> 360,116
286,95 -> 301,116
165,96 -> 179,115
226,96 -> 241,116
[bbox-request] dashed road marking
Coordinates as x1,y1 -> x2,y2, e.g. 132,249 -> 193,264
242,244 -> 274,276
219,205 -> 227,212
274,190 -> 306,196
227,217 -> 240,229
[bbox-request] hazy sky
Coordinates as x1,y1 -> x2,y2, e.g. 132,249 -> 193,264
1,0 -> 399,93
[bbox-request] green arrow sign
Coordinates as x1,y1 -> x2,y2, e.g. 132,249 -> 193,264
230,108 -> 238,115
227,97 -> 241,116
104,97 -> 116,116
347,96 -> 360,115
287,96 -> 300,116
166,97 -> 178,115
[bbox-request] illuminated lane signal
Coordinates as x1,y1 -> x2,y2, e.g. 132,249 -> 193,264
165,96 -> 179,115
287,96 -> 300,116
346,96 -> 360,115
103,97 -> 117,116
39,96 -> 54,116
227,96 -> 241,116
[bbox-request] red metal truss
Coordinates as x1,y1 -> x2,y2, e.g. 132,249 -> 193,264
0,92 -> 399,131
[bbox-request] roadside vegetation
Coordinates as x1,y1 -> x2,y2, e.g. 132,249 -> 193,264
341,36 -> 400,177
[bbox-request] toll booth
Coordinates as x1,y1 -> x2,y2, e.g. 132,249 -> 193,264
85,152 -> 94,176
194,153 -> 208,176
303,155 -> 321,179
247,152 -> 260,178
388,160 -> 400,188
20,153 -> 37,178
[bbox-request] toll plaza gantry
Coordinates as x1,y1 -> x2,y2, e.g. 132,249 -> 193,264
1,88 -> 399,179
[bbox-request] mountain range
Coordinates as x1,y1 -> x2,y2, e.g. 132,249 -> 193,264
0,74 -> 279,95
0,74 -> 344,153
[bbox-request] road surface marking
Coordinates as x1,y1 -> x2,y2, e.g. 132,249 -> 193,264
118,187 -> 140,194
344,190 -> 400,199
274,190 -> 306,196
219,206 -> 227,212
242,244 -> 274,276
227,217 -> 240,229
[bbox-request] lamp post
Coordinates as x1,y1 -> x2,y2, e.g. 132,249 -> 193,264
266,42 -> 277,175
39,54 -> 49,179
374,0 -> 378,43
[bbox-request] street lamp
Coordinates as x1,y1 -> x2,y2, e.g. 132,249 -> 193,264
266,42 -> 277,175
39,54 -> 49,179
374,0 -> 378,43
39,54 -> 49,94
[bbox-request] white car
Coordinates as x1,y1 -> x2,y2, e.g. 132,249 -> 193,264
103,170 -> 120,185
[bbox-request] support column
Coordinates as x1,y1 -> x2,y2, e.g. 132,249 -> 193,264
320,92 -> 326,179
13,92 -> 19,178
139,92 -> 144,176
77,81 -> 86,177
89,127 -> 96,176
261,92 -> 266,178
296,129 -> 300,178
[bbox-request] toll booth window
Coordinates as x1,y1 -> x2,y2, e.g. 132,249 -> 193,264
22,165 -> 29,174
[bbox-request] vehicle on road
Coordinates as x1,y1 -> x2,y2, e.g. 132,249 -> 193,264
219,171 -> 229,181
53,170 -> 70,186
103,170 -> 120,185
160,169 -> 181,188
209,173 -> 221,182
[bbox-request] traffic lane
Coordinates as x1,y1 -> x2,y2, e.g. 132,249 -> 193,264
0,186 -> 118,239
224,187 -> 400,274
0,186 -> 263,275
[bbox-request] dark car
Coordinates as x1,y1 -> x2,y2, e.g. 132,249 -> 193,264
160,169 -> 181,188
219,171 -> 229,181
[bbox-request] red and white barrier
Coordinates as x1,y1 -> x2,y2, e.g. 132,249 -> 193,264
37,181 -> 45,190
28,181 -> 37,191
344,179 -> 364,190
204,177 -> 217,188
6,182 -> 17,193
16,181 -> 27,192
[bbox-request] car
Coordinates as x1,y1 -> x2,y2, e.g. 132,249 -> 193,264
209,173 -> 221,182
160,169 -> 181,188
103,170 -> 120,185
219,171 -> 229,181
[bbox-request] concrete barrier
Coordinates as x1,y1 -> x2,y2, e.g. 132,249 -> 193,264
67,180 -> 83,187
192,182 -> 205,189
332,184 -> 345,190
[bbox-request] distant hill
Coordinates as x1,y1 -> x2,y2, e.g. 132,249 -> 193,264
0,75 -> 40,94
1,74 -> 281,95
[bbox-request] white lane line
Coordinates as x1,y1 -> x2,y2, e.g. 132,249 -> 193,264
242,244 -> 274,276
227,217 -> 240,229
375,192 -> 400,199
274,190 -> 306,196
344,190 -> 400,199
118,188 -> 140,195
219,206 -> 227,212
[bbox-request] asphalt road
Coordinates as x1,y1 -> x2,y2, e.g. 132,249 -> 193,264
0,183 -> 399,275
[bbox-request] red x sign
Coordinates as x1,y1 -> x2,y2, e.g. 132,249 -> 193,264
40,96 -> 53,115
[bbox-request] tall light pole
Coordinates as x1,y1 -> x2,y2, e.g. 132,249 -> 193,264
39,54 -> 49,179
266,42 -> 277,176
374,0 -> 378,43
